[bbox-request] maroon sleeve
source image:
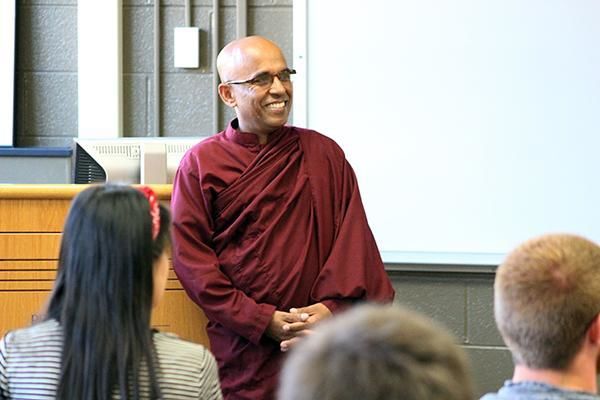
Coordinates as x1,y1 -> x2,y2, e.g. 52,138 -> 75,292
171,156 -> 276,345
301,131 -> 395,310
312,160 -> 395,309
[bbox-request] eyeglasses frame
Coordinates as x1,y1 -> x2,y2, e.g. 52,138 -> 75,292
224,68 -> 297,87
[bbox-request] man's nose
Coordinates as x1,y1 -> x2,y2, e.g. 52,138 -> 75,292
269,76 -> 286,93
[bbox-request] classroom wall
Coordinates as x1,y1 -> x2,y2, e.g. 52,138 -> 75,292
390,268 -> 513,397
14,0 -> 293,146
9,1 -> 512,397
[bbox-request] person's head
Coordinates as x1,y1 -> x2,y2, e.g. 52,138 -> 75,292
49,184 -> 171,318
217,35 -> 293,138
278,304 -> 473,400
494,233 -> 600,370
46,184 -> 171,399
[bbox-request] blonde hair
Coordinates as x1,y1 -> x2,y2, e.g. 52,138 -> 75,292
495,233 -> 600,369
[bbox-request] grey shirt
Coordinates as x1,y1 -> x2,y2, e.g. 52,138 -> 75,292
0,319 -> 223,399
481,380 -> 600,400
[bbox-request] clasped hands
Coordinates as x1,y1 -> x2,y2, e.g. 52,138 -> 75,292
265,302 -> 331,352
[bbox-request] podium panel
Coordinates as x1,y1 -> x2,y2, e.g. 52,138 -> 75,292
0,185 -> 209,346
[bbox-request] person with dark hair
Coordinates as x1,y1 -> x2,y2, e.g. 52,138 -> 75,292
171,35 -> 395,400
481,234 -> 600,399
0,185 -> 222,400
278,304 -> 474,400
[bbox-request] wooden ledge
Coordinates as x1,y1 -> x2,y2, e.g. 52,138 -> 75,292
0,184 -> 173,200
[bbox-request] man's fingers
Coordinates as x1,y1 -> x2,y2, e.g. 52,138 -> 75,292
280,337 -> 301,352
289,307 -> 311,321
280,329 -> 315,352
282,321 -> 308,333
283,311 -> 309,323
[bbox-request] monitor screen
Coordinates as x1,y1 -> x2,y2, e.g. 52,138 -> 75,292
73,137 -> 207,184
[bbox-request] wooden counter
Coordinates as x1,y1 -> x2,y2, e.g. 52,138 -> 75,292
0,184 -> 209,346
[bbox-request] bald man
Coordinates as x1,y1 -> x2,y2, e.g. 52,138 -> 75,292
171,36 -> 394,400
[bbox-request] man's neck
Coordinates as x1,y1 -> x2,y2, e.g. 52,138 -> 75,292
512,361 -> 597,394
256,132 -> 268,145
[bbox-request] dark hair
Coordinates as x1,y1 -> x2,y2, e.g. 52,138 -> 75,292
46,184 -> 171,399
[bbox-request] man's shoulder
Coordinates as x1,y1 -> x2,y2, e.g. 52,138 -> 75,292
185,132 -> 226,156
293,126 -> 338,146
292,126 -> 345,159
480,380 -> 600,400
479,393 -> 500,400
178,132 -> 227,171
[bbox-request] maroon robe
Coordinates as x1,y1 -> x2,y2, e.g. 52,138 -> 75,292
171,120 -> 395,400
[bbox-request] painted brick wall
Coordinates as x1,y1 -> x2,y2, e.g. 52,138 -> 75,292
15,0 -> 293,145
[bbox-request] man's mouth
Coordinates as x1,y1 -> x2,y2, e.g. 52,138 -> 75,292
265,101 -> 287,110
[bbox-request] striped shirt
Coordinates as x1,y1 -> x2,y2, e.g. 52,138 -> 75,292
0,319 -> 222,399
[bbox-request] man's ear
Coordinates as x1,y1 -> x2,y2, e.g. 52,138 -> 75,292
587,313 -> 600,345
218,83 -> 237,108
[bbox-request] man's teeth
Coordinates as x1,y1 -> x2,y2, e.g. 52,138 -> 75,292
266,102 -> 285,109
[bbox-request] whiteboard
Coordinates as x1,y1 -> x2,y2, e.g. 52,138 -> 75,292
293,0 -> 600,265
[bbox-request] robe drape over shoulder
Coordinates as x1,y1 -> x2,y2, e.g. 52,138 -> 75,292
172,121 -> 395,400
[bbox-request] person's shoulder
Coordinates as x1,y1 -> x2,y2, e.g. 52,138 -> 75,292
293,126 -> 345,159
153,332 -> 214,363
153,333 -> 220,398
294,126 -> 340,147
180,133 -> 222,160
478,393 -> 500,400
153,333 -> 219,392
3,319 -> 61,345
193,132 -> 228,151
176,133 -> 222,175
1,319 -> 62,356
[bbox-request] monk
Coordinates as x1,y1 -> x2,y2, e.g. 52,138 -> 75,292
171,35 -> 395,400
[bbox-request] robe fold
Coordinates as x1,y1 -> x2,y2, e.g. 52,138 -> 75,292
172,120 -> 395,400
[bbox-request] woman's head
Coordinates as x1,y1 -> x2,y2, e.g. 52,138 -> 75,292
47,184 -> 170,399
49,184 -> 171,323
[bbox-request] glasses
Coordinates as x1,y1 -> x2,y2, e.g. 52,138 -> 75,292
225,68 -> 296,88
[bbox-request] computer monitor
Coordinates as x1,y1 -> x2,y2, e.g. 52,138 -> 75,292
73,137 -> 206,184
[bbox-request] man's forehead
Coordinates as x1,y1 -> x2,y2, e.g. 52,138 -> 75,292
226,49 -> 286,77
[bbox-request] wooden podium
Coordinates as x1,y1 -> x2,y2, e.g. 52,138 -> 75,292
0,184 -> 209,346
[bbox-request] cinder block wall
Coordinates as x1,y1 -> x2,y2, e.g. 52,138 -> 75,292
15,0 -> 293,146
389,269 -> 513,397
16,0 -> 78,146
13,1 -> 513,397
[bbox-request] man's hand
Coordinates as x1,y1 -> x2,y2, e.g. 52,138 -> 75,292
279,302 -> 332,336
280,329 -> 313,352
265,310 -> 309,342
266,303 -> 332,348
290,302 -> 332,325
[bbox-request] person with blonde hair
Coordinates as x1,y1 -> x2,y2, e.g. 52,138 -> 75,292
481,233 -> 600,399
278,304 -> 473,400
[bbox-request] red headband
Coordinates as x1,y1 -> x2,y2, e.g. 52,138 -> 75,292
138,186 -> 160,240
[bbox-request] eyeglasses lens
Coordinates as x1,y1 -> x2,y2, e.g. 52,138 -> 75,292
251,70 -> 293,87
